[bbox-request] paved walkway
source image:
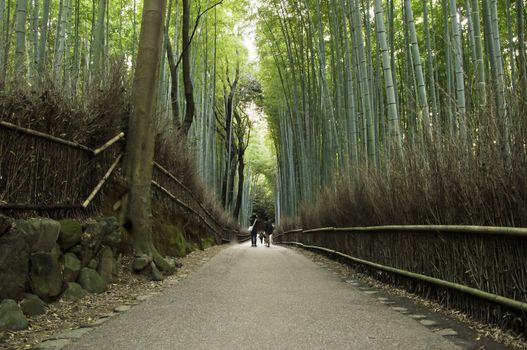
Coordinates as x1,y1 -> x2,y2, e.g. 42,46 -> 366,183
64,242 -> 460,350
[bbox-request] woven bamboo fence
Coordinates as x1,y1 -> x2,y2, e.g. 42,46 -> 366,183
0,121 -> 231,241
274,226 -> 527,335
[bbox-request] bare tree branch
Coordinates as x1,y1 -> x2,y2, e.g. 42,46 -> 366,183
174,0 -> 223,71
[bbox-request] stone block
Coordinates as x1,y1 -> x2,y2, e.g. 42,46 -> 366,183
20,294 -> 46,316
58,220 -> 82,251
97,246 -> 113,284
0,215 -> 13,236
61,253 -> 81,283
98,217 -> 123,247
77,268 -> 106,294
30,218 -> 61,252
80,223 -> 104,267
0,224 -> 32,299
61,282 -> 88,301
30,245 -> 63,300
0,299 -> 28,331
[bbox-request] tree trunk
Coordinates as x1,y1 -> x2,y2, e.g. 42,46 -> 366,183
181,0 -> 195,135
37,0 -> 50,82
373,0 -> 401,152
221,62 -> 239,208
0,0 -> 12,89
517,0 -> 526,86
72,0 -> 80,93
423,0 -> 440,134
233,145 -> 244,219
28,0 -> 38,85
405,0 -> 431,140
0,0 -> 5,88
14,0 -> 27,79
123,0 -> 172,277
92,0 -> 106,76
158,0 -> 173,110
53,0 -> 65,83
167,39 -> 180,129
449,0 -> 467,145
470,0 -> 486,107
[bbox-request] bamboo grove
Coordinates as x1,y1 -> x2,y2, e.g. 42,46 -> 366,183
257,0 -> 527,224
0,0 -> 258,225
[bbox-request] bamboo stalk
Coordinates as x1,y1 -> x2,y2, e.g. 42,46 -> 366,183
82,154 -> 122,208
92,132 -> 125,155
0,120 -> 93,152
278,225 -> 527,238
281,241 -> 527,313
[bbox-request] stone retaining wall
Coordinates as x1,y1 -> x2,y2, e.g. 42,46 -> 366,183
0,215 -> 124,331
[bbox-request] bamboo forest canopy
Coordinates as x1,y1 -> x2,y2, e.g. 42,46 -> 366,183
255,0 -> 527,224
2,0 -> 527,227
0,0 -> 273,225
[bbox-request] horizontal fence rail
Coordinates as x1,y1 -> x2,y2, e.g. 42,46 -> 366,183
0,121 -> 125,156
300,225 -> 527,237
0,120 -> 94,152
274,225 -> 527,332
281,241 -> 527,313
152,162 -> 229,238
152,180 -> 224,241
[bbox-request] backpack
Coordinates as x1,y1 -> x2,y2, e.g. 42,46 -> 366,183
265,221 -> 273,234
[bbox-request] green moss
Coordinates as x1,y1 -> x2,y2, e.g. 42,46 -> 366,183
153,222 -> 194,258
185,241 -> 198,254
166,224 -> 187,257
201,237 -> 215,250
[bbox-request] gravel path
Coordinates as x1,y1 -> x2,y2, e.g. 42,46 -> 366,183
63,242 -> 460,350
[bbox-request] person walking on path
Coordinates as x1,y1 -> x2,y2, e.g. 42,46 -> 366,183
264,217 -> 273,247
249,214 -> 260,247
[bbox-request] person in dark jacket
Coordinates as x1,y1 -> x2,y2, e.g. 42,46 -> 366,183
264,217 -> 273,247
249,214 -> 260,247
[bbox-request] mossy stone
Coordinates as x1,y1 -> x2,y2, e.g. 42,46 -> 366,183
98,217 -> 123,247
0,299 -> 28,331
0,223 -> 32,300
0,214 -> 13,236
80,223 -> 104,267
58,220 -> 82,251
30,245 -> 63,300
20,294 -> 46,316
62,282 -> 88,301
29,218 -> 60,252
77,268 -> 106,294
61,253 -> 81,283
96,246 -> 113,284
87,258 -> 98,270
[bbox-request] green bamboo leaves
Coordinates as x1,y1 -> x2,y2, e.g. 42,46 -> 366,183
256,0 -> 526,219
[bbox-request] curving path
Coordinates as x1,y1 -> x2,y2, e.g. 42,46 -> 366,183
62,241 -> 460,350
